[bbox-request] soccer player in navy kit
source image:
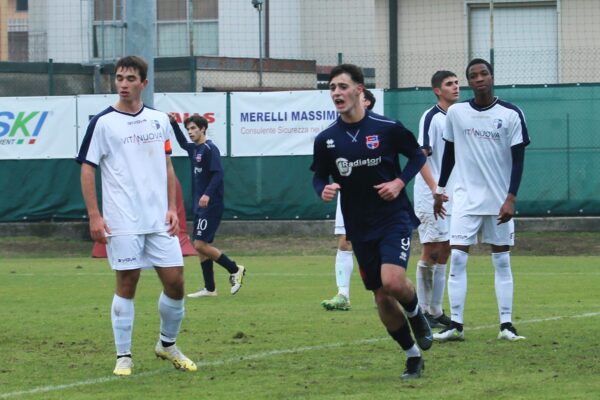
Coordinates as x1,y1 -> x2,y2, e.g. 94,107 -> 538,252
321,88 -> 376,311
168,113 -> 246,298
433,59 -> 529,342
311,64 -> 433,379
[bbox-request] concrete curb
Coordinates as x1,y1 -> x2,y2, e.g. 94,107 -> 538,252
1,217 -> 600,240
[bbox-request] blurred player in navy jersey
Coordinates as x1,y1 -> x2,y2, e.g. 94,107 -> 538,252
321,88 -> 375,311
168,113 -> 245,298
311,64 -> 432,379
413,71 -> 460,330
433,58 -> 529,342
78,55 -> 196,376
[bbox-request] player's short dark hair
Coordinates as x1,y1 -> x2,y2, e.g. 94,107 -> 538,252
328,64 -> 365,85
466,58 -> 493,78
115,55 -> 148,81
431,70 -> 457,89
363,89 -> 376,110
184,113 -> 208,131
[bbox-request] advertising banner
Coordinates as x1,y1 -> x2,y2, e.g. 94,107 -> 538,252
230,89 -> 383,157
0,96 -> 77,160
76,94 -> 119,150
154,92 -> 228,157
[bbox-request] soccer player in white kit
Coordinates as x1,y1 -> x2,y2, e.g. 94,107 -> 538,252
321,89 -> 376,311
77,56 -> 197,375
433,59 -> 529,342
413,71 -> 459,329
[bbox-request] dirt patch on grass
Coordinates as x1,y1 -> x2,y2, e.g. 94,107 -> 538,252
1,232 -> 599,259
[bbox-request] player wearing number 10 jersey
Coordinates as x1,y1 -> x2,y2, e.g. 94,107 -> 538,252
169,113 -> 246,298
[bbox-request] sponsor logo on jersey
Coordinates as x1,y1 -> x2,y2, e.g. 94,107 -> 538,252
335,156 -> 382,176
365,135 -> 379,149
121,131 -> 165,145
0,111 -> 49,146
463,128 -> 500,141
194,167 -> 203,174
326,138 -> 335,148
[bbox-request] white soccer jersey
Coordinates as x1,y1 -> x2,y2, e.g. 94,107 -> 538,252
444,98 -> 530,215
77,106 -> 175,235
414,105 -> 454,215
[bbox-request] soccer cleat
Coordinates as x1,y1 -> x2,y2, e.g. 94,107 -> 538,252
113,356 -> 133,376
408,308 -> 433,350
187,288 -> 217,298
425,312 -> 452,329
401,356 -> 424,380
498,325 -> 526,341
229,265 -> 246,294
321,294 -> 351,311
433,327 -> 465,342
155,342 -> 198,372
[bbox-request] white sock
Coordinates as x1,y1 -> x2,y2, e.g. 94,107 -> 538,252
492,251 -> 514,324
416,260 -> 433,314
404,344 -> 421,358
158,292 -> 185,343
111,294 -> 134,356
430,263 -> 447,317
335,250 -> 354,298
448,249 -> 468,324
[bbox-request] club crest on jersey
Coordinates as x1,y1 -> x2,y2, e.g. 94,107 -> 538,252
365,135 -> 379,149
152,120 -> 161,130
195,153 -> 203,163
493,119 -> 503,129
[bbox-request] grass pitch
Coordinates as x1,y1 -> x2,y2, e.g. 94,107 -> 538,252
1,237 -> 599,399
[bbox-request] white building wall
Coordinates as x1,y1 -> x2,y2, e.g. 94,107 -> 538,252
29,0 -> 93,63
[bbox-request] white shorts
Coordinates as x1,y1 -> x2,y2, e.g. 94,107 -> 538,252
106,232 -> 184,270
449,213 -> 515,246
416,211 -> 450,244
334,196 -> 346,235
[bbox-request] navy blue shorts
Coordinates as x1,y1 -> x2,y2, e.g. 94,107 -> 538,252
192,205 -> 224,243
352,228 -> 413,291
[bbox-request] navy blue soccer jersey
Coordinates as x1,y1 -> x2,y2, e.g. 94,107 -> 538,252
311,111 -> 425,242
171,122 -> 224,215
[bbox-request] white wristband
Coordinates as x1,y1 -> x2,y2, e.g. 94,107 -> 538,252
435,186 -> 445,195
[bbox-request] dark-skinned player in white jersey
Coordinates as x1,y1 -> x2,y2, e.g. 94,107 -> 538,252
311,64 -> 433,380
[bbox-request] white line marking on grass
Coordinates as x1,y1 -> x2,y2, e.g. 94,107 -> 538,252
2,311 -> 599,399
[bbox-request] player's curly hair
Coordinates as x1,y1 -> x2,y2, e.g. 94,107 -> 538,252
466,58 -> 494,78
328,64 -> 364,85
184,113 -> 208,131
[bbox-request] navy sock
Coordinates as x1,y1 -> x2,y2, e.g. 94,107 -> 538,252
401,294 -> 419,315
387,324 -> 415,351
216,253 -> 238,274
201,259 -> 216,291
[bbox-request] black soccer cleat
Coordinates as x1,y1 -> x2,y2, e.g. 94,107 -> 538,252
408,308 -> 433,350
401,356 -> 424,380
429,312 -> 452,329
